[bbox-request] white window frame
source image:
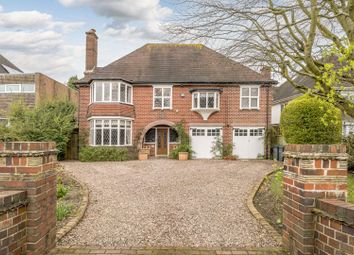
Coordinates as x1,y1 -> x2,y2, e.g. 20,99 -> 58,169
0,84 -> 35,93
153,85 -> 173,110
191,91 -> 220,110
88,117 -> 133,146
240,85 -> 260,110
90,81 -> 133,104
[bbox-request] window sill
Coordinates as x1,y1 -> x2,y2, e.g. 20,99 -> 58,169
152,108 -> 173,111
91,102 -> 134,106
89,144 -> 133,147
240,108 -> 260,111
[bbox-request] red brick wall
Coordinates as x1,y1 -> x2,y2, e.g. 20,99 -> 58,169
282,144 -> 349,255
79,84 -> 272,146
0,191 -> 28,255
314,200 -> 354,255
0,142 -> 57,255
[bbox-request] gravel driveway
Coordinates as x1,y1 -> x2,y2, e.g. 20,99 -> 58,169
59,159 -> 279,248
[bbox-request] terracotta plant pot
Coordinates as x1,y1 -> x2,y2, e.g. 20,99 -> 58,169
138,150 -> 149,160
178,152 -> 189,161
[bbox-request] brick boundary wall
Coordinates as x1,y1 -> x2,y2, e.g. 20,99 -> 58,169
0,190 -> 28,255
282,144 -> 352,255
0,142 -> 58,255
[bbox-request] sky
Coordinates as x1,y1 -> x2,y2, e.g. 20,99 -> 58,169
0,0 -> 176,83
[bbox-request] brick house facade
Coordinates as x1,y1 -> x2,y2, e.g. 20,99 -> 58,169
77,29 -> 277,159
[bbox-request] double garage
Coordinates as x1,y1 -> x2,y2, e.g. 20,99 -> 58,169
190,126 -> 265,159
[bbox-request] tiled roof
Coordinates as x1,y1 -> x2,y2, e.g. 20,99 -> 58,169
0,54 -> 23,74
78,44 -> 277,85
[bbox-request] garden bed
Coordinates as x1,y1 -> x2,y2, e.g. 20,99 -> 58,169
56,167 -> 82,229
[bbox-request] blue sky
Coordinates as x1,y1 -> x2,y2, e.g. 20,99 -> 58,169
0,0 -> 175,82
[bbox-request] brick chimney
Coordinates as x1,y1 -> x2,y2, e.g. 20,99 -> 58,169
261,66 -> 271,79
85,29 -> 98,73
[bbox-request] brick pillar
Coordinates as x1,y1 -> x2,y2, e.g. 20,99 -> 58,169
0,142 -> 57,255
282,144 -> 348,255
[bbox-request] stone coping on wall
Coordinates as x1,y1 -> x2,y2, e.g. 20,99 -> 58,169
283,144 -> 348,160
313,199 -> 354,226
0,190 -> 28,212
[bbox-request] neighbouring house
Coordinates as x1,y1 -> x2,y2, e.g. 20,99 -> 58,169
272,77 -> 354,140
76,29 -> 277,159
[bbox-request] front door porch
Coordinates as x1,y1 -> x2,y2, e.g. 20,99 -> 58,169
142,126 -> 179,157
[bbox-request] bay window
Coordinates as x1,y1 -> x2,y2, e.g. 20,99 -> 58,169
89,118 -> 132,146
192,91 -> 220,109
153,85 -> 172,109
240,86 -> 259,109
91,81 -> 132,104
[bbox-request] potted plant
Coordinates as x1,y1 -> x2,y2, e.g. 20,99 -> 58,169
170,121 -> 193,160
177,144 -> 192,161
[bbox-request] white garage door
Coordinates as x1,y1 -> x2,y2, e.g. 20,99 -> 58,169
190,127 -> 222,159
233,127 -> 265,159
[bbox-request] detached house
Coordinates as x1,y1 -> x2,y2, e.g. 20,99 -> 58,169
77,29 -> 277,159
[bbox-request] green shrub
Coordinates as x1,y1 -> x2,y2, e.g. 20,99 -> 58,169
211,136 -> 234,159
0,100 -> 76,157
170,121 -> 193,159
56,201 -> 73,221
343,134 -> 354,171
79,146 -> 129,162
280,94 -> 342,144
270,167 -> 284,202
57,177 -> 69,199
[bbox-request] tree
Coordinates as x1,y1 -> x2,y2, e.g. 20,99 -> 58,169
168,0 -> 354,116
67,75 -> 78,90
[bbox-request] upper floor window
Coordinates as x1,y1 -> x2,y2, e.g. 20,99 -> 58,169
192,92 -> 220,110
0,84 -> 35,93
153,85 -> 172,109
240,85 -> 259,109
91,81 -> 132,104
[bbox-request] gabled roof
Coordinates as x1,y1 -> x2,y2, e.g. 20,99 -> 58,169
0,54 -> 23,74
78,44 -> 277,85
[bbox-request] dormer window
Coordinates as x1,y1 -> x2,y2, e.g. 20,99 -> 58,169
91,81 -> 132,104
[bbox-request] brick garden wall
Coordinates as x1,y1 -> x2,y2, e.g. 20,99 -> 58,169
283,144 -> 353,255
0,190 -> 28,255
0,142 -> 58,255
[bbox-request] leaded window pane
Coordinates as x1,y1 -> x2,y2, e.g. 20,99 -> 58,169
163,88 -> 171,96
95,83 -> 103,101
251,88 -> 258,96
251,98 -> 258,107
120,84 -> 126,103
119,129 -> 125,145
127,86 -> 132,103
104,83 -> 110,101
193,93 -> 198,108
169,129 -> 178,142
154,98 -> 162,108
126,129 -> 131,145
200,93 -> 206,108
241,87 -> 249,96
216,93 -> 219,108
163,98 -> 170,108
111,129 -> 118,145
207,93 -> 215,108
95,120 -> 102,128
112,83 -> 119,101
241,98 -> 249,108
155,88 -> 162,96
103,129 -> 110,145
95,129 -> 102,145
144,129 -> 156,143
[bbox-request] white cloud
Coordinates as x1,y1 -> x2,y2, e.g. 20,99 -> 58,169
0,10 -> 84,33
0,5 -> 3,12
58,0 -> 172,38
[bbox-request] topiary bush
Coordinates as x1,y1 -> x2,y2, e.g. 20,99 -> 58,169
280,94 -> 342,144
79,147 -> 129,162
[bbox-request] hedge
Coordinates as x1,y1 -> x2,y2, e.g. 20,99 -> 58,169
280,94 -> 342,144
79,147 -> 129,162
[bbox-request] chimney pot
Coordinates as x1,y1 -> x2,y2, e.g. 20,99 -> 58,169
85,28 -> 98,73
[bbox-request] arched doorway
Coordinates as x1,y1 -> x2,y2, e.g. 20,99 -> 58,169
139,120 -> 179,157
